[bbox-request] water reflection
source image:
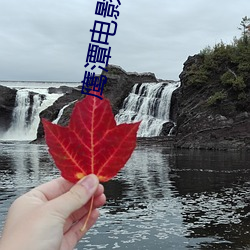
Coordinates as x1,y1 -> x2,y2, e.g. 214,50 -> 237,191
83,146 -> 188,249
1,144 -> 250,249
0,143 -> 57,190
170,150 -> 250,249
0,142 -> 58,231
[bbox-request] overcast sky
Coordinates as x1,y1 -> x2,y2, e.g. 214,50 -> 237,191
0,0 -> 249,82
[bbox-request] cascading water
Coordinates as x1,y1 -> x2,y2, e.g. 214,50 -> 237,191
1,89 -> 63,141
52,100 -> 78,124
115,81 -> 180,137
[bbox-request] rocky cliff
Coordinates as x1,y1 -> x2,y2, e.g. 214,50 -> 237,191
174,54 -> 250,151
2,54 -> 249,151
36,65 -> 158,139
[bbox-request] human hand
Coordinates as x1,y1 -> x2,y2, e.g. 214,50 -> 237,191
0,174 -> 106,250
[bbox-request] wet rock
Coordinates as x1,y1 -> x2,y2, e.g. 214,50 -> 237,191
170,87 -> 181,122
0,85 -> 17,132
160,122 -> 175,136
48,86 -> 75,94
36,87 -> 83,139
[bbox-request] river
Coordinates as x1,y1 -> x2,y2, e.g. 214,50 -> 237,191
0,142 -> 250,249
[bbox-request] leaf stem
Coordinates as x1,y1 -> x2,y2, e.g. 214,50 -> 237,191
80,196 -> 94,232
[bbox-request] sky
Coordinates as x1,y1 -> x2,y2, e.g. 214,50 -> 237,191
0,0 -> 249,82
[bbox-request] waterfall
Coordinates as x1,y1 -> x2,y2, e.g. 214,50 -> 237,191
1,89 -> 62,141
115,81 -> 180,137
53,100 -> 78,124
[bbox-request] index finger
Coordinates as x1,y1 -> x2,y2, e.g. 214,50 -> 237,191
34,177 -> 74,201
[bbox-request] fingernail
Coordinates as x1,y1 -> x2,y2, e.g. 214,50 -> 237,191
79,174 -> 98,191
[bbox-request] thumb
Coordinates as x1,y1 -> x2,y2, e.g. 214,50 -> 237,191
47,174 -> 99,219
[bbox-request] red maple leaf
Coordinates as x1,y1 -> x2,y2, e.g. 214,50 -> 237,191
42,95 -> 140,183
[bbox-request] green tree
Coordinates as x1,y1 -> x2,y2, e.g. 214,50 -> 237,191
238,16 -> 250,44
206,91 -> 228,106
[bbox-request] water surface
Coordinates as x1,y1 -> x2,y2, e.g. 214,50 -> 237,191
0,143 -> 250,249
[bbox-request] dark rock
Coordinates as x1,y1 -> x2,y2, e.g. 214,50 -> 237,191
36,87 -> 83,139
170,87 -> 181,122
0,85 -> 17,133
179,55 -> 204,87
235,112 -> 249,122
26,92 -> 46,124
175,55 -> 250,151
160,122 -> 175,136
48,86 -> 74,94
